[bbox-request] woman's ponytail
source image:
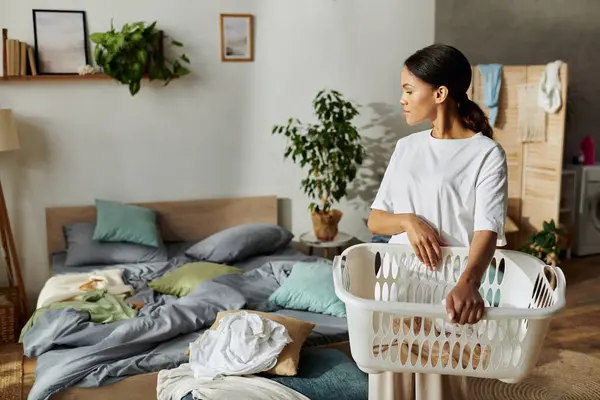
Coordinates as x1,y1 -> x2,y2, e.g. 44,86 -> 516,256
458,96 -> 494,139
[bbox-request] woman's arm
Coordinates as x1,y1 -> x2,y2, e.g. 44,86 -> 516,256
444,145 -> 508,325
368,209 -> 444,269
445,232 -> 497,326
367,209 -> 413,236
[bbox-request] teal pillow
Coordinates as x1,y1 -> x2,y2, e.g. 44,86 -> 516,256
93,199 -> 161,248
269,261 -> 346,317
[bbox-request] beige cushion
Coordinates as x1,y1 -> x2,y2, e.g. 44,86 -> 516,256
186,310 -> 315,376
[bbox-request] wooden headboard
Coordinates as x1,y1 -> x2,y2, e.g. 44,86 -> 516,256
45,195 -> 278,256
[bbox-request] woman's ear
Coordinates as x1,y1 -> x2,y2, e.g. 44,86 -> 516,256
434,85 -> 449,104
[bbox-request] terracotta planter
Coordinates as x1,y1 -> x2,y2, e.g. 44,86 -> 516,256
311,209 -> 343,241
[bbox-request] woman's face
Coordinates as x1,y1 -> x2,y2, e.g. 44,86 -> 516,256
400,66 -> 439,126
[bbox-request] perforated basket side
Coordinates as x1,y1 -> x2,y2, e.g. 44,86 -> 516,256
333,243 -> 566,380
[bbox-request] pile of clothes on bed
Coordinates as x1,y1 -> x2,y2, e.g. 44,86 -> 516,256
159,310 -> 311,400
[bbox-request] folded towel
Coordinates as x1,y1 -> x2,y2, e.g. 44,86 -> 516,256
478,64 -> 503,126
538,60 -> 563,114
188,310 -> 292,380
157,363 -> 310,400
518,83 -> 547,142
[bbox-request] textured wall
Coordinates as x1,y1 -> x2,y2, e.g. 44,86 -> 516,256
435,0 -> 600,162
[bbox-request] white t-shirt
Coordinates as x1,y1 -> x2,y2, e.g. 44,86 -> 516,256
371,129 -> 508,247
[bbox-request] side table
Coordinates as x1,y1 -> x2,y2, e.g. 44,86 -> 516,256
299,231 -> 354,259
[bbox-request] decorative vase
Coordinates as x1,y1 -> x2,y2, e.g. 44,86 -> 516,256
581,136 -> 595,166
311,209 -> 343,241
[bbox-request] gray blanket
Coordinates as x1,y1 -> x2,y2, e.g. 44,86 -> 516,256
23,251 -> 316,400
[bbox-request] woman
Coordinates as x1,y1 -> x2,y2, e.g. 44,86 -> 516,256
368,44 -> 508,326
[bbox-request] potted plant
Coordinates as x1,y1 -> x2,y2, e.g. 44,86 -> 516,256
521,219 -> 566,267
272,89 -> 365,241
90,21 -> 190,96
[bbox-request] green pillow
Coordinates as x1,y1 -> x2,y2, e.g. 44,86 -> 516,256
93,199 -> 161,248
148,262 -> 244,297
269,262 -> 346,317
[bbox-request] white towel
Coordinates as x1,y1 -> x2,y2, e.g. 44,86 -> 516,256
518,83 -> 547,142
157,363 -> 310,400
538,60 -> 563,114
36,268 -> 133,309
188,311 -> 291,380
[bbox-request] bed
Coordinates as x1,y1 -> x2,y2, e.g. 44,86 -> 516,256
22,195 -> 351,400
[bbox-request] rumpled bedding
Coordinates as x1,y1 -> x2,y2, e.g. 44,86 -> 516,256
22,248 -> 321,400
20,289 -> 137,341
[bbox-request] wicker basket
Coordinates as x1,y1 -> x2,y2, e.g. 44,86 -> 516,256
0,286 -> 18,343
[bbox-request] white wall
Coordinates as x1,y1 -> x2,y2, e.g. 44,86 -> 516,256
0,0 -> 435,305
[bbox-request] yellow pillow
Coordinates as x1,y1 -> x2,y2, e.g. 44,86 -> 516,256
148,262 -> 243,297
187,310 -> 315,376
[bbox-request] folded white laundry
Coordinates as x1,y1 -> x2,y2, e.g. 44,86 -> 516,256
36,268 -> 133,309
538,60 -> 563,114
157,363 -> 310,400
188,310 -> 292,380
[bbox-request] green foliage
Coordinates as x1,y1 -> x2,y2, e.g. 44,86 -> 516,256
90,21 -> 190,96
272,89 -> 365,213
520,219 -> 566,266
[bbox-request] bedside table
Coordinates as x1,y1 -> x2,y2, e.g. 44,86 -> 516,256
299,231 -> 354,259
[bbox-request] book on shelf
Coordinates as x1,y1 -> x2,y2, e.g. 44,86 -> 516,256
3,37 -> 37,77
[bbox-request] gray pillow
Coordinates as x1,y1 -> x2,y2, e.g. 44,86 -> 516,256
184,223 -> 293,264
63,222 -> 168,267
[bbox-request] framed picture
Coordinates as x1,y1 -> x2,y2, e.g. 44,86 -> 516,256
32,9 -> 89,75
219,14 -> 254,62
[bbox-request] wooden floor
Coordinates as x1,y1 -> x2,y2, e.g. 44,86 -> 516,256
542,254 -> 600,358
3,254 -> 600,399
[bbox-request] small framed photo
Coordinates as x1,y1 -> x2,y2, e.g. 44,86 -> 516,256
32,9 -> 90,74
220,14 -> 254,62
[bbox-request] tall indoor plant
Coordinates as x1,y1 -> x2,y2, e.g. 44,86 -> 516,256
90,21 -> 190,96
272,89 -> 365,241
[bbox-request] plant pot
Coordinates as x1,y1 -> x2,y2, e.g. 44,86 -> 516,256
311,209 -> 343,241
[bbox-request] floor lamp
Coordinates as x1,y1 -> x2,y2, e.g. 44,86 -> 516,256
0,109 -> 29,322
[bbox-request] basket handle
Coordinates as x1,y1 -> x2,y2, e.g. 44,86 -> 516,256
544,264 -> 567,310
332,253 -> 567,321
332,255 -> 346,294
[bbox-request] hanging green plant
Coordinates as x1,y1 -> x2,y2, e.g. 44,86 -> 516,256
90,21 -> 190,96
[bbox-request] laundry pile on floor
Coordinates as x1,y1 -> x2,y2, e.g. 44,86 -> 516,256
157,310 -> 310,400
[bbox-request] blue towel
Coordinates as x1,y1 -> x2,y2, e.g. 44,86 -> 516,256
478,64 -> 502,126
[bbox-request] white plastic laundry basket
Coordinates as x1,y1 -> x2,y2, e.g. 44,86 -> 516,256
333,243 -> 566,384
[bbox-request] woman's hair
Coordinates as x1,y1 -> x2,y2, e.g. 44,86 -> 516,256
404,44 -> 493,139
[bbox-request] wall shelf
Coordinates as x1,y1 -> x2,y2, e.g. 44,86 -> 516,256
2,28 -> 137,84
0,74 -> 154,83
2,28 -> 175,86
0,74 -> 113,82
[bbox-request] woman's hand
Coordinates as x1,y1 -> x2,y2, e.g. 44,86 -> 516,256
405,215 -> 444,269
445,279 -> 485,325
444,230 -> 497,325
